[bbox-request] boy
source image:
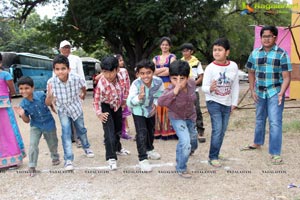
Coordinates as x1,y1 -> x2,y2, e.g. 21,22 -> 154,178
46,54 -> 94,171
127,59 -> 164,172
93,55 -> 130,170
180,43 -> 206,143
202,38 -> 239,168
158,60 -> 198,178
14,76 -> 60,176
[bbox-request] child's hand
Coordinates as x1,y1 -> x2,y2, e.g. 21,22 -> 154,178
210,80 -> 217,92
98,112 -> 109,123
50,104 -> 57,114
13,106 -> 25,117
121,100 -> 126,110
47,84 -> 54,97
138,85 -> 145,100
149,104 -> 156,117
79,92 -> 86,100
231,105 -> 236,112
173,76 -> 182,95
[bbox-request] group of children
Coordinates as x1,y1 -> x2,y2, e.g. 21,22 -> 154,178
14,37 -> 239,179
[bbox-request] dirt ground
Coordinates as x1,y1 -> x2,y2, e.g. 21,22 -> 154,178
1,83 -> 300,200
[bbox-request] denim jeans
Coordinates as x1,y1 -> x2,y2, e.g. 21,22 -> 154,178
206,101 -> 231,160
28,126 -> 59,168
58,112 -> 90,161
195,92 -> 205,134
254,94 -> 284,155
101,103 -> 122,161
132,114 -> 155,161
170,118 -> 198,172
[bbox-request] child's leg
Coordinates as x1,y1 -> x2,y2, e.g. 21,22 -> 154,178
58,112 -> 74,161
145,115 -> 155,152
101,103 -> 119,160
132,114 -> 149,161
113,108 -> 123,152
206,101 -> 230,160
186,120 -> 198,152
43,129 -> 59,161
170,119 -> 191,172
73,113 -> 90,149
28,126 -> 42,168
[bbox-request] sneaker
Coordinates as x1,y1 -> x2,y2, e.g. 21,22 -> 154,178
108,159 -> 117,170
29,167 -> 36,177
116,148 -> 131,156
178,171 -> 192,179
147,150 -> 161,160
52,159 -> 60,166
84,148 -> 95,158
139,159 -> 152,172
64,160 -> 74,171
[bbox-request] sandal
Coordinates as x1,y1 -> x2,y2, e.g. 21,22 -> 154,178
209,160 -> 222,168
271,155 -> 283,165
240,144 -> 260,151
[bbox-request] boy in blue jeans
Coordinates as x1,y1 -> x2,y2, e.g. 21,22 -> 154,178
158,60 -> 198,178
46,55 -> 94,171
14,76 -> 60,176
127,59 -> 164,172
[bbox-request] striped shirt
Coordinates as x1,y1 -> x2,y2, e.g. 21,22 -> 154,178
47,73 -> 85,120
93,69 -> 129,114
246,45 -> 292,98
127,76 -> 164,118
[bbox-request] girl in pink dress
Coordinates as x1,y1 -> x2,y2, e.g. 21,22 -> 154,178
0,53 -> 26,169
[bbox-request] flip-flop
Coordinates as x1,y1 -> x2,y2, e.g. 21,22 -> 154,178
240,144 -> 259,151
271,155 -> 283,165
209,160 -> 222,168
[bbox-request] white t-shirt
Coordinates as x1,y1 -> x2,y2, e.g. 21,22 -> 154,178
202,61 -> 239,106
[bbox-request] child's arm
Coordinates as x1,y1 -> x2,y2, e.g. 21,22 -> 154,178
231,66 -> 240,110
45,83 -> 54,106
80,86 -> 87,100
202,65 -> 217,94
13,106 -> 30,123
157,87 -> 176,107
127,81 -> 145,107
93,84 -> 109,123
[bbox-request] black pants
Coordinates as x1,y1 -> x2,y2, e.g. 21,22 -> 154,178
132,114 -> 155,161
101,103 -> 122,160
195,92 -> 205,135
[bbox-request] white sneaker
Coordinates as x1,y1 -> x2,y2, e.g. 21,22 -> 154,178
147,150 -> 161,160
84,148 -> 95,158
139,159 -> 152,172
64,160 -> 74,171
108,159 -> 117,170
116,148 -> 131,156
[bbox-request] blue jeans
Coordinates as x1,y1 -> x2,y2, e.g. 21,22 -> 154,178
170,118 -> 198,172
254,94 -> 284,155
206,101 -> 231,160
58,112 -> 90,161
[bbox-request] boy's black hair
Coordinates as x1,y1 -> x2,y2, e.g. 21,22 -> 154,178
212,37 -> 230,51
159,36 -> 172,46
101,55 -> 119,71
260,25 -> 278,37
17,76 -> 34,87
135,59 -> 155,73
53,54 -> 69,69
180,43 -> 194,51
169,60 -> 190,77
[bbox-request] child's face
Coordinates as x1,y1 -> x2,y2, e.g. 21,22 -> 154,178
170,75 -> 188,88
54,63 -> 70,82
213,45 -> 229,62
182,48 -> 193,59
102,68 -> 118,83
18,84 -> 34,99
138,67 -> 154,87
118,57 -> 124,68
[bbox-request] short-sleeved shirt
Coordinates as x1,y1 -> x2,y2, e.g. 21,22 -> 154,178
0,70 -> 13,97
246,45 -> 292,98
47,73 -> 85,120
20,91 -> 56,132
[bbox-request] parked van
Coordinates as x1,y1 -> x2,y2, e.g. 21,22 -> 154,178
81,57 -> 101,90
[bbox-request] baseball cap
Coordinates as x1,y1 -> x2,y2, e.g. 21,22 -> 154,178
59,40 -> 72,48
